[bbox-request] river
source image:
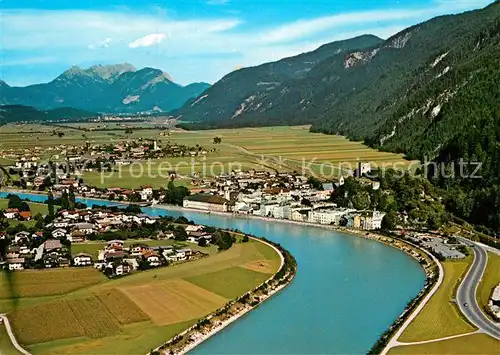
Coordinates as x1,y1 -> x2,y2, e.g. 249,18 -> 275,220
0,192 -> 425,354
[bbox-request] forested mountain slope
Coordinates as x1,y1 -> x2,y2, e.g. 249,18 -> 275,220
172,35 -> 384,126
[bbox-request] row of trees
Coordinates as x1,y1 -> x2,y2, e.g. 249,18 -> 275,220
330,171 -> 449,231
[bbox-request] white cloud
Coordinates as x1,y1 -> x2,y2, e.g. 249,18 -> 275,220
260,0 -> 493,44
88,38 -> 113,50
129,33 -> 167,48
0,0 -> 492,86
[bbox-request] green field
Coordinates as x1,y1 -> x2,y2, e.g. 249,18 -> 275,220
0,324 -> 23,355
389,333 -> 500,354
1,124 -> 414,189
0,198 -> 48,216
1,239 -> 281,355
477,252 -> 500,312
186,266 -> 272,299
398,257 -> 476,342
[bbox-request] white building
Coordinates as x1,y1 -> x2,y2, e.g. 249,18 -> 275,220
183,194 -> 231,212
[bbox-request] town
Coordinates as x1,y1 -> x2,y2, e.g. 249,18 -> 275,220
0,193 -> 239,276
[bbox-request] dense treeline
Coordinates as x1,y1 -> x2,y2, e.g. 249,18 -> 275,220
331,172 -> 448,230
0,105 -> 98,124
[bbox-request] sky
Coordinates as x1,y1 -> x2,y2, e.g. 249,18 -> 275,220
0,0 -> 494,86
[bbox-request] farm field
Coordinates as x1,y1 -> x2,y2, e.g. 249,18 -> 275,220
3,238 -> 280,355
477,252 -> 500,311
398,256 -> 476,342
0,268 -> 107,312
389,333 -> 500,354
1,124 -> 414,188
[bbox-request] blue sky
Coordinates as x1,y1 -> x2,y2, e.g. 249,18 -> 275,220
1,0 -> 493,86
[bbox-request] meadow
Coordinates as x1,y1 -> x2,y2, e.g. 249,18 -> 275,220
0,198 -> 49,226
2,238 -> 281,355
389,333 -> 500,354
0,123 -> 414,189
398,256 -> 476,342
477,252 -> 500,312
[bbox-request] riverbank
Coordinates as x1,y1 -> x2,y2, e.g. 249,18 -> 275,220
154,204 -> 434,268
150,236 -> 296,355
0,189 -> 428,354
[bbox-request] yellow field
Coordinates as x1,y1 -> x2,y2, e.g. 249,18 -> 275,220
477,252 -> 500,311
399,257 -> 476,342
121,279 -> 227,326
9,300 -> 87,344
94,289 -> 149,325
3,239 -> 281,355
389,333 -> 500,354
0,268 -> 106,300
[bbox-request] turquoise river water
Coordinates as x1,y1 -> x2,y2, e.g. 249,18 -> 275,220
0,192 -> 425,354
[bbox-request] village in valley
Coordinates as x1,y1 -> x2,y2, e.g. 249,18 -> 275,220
0,192 -> 238,276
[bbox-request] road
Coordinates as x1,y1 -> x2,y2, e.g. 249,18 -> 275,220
0,314 -> 31,355
456,238 -> 500,339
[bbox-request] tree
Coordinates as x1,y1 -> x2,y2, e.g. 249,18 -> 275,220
352,191 -> 371,210
60,191 -> 69,210
381,211 -> 398,231
307,176 -> 323,190
301,198 -> 312,207
173,226 -> 188,241
34,213 -> 44,230
198,238 -> 208,247
213,137 -> 222,144
47,191 -> 55,219
68,188 -> 76,210
242,235 -> 249,243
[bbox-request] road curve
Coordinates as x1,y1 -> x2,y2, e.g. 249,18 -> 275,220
456,239 -> 500,339
0,314 -> 32,355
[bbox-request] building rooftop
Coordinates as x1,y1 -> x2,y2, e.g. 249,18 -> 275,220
185,194 -> 229,205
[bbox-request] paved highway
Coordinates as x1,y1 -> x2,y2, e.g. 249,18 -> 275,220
456,239 -> 500,339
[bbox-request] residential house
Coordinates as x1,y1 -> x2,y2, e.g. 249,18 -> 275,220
44,239 -> 62,252
187,231 -> 211,244
14,231 -> 31,244
3,208 -> 19,219
52,229 -> 68,239
73,253 -> 93,266
74,223 -> 97,235
19,211 -> 32,221
7,258 -> 25,271
143,251 -> 162,267
68,231 -> 86,243
185,225 -> 204,233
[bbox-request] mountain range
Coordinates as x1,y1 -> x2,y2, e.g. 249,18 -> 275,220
176,1 -> 499,158
0,64 -> 210,113
174,1 -> 500,233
